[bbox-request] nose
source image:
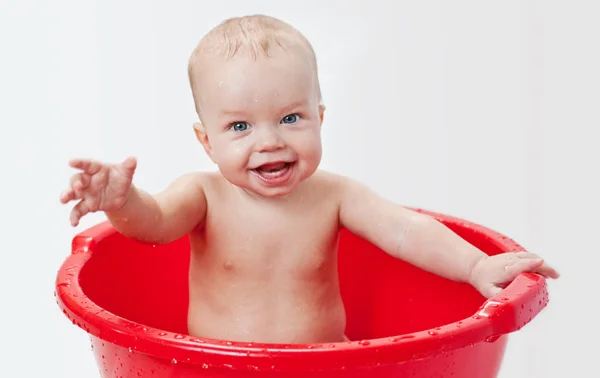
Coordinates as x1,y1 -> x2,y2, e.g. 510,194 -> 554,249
255,126 -> 285,152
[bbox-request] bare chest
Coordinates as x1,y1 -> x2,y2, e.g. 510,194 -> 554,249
191,192 -> 341,278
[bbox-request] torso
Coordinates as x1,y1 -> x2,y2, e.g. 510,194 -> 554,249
186,170 -> 346,343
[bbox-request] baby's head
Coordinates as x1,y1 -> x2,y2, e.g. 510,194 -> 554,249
188,15 -> 324,198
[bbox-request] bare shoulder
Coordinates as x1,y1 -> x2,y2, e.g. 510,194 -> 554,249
303,169 -> 364,202
155,170 -> 222,203
309,170 -> 364,192
168,170 -> 220,191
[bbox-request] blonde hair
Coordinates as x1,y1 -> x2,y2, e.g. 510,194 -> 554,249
187,15 -> 321,117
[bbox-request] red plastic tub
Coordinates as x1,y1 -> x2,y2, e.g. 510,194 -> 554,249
55,208 -> 550,377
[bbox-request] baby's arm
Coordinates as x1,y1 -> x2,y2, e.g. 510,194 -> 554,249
106,173 -> 206,244
61,157 -> 206,244
337,176 -> 559,297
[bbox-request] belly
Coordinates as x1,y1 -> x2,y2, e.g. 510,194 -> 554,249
186,244 -> 346,343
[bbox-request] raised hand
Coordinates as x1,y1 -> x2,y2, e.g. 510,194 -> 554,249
469,251 -> 560,298
60,156 -> 138,226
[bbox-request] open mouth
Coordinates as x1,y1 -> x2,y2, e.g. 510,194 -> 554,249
252,161 -> 295,184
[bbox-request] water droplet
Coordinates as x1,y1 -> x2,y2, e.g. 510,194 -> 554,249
158,332 -> 167,336
358,340 -> 370,346
171,358 -> 177,364
329,344 -> 336,348
428,330 -> 438,336
174,334 -> 184,339
226,341 -> 232,345
202,363 -> 208,369
57,282 -> 70,288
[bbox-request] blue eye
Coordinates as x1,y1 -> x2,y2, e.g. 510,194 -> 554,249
231,122 -> 249,132
281,114 -> 298,124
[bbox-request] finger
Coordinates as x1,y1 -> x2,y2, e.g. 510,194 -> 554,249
485,285 -> 503,298
504,258 -> 545,278
119,156 -> 137,177
70,172 -> 91,192
69,158 -> 103,175
532,262 -> 560,279
59,187 -> 80,204
70,199 -> 91,226
511,252 -> 559,278
513,251 -> 541,259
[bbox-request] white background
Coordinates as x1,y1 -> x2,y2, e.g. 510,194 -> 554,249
1,0 -> 597,377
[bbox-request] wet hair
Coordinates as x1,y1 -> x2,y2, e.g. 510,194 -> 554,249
187,14 -> 321,117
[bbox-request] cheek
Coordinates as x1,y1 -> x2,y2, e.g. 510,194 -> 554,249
290,126 -> 322,155
213,137 -> 251,166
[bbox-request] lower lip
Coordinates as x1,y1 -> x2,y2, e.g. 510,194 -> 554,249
251,163 -> 294,186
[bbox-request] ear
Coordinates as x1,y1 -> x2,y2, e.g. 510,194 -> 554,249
319,104 -> 326,126
193,122 -> 215,162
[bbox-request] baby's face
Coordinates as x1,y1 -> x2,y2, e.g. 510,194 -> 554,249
194,50 -> 324,197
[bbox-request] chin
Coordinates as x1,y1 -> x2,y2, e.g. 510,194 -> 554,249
255,186 -> 296,198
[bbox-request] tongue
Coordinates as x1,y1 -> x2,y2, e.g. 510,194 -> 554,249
258,162 -> 286,172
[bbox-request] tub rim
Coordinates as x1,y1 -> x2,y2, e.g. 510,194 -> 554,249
55,208 -> 549,371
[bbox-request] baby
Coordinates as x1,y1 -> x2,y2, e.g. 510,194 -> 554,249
60,15 -> 559,344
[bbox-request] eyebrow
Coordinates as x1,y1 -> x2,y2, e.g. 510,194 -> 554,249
279,99 -> 307,114
218,109 -> 248,119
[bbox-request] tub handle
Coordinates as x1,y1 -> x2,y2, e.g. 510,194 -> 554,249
70,221 -> 116,254
477,272 -> 548,341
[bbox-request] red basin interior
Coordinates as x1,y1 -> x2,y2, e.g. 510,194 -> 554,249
79,221 -> 493,340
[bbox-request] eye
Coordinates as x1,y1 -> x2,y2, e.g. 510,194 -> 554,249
231,122 -> 249,132
281,113 -> 299,124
